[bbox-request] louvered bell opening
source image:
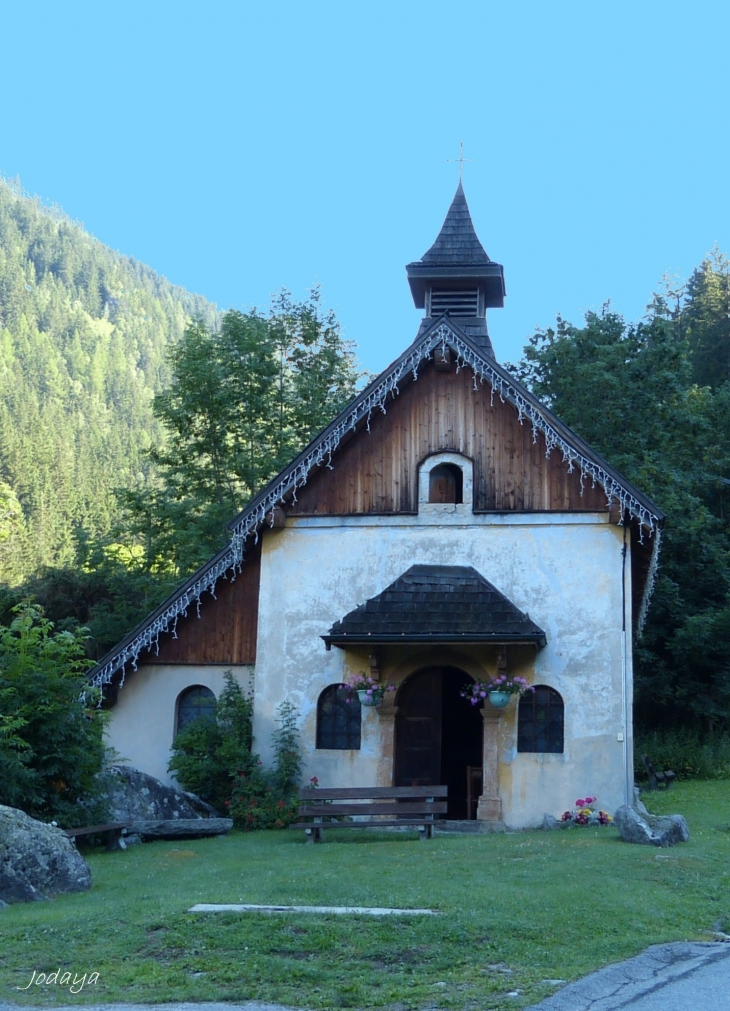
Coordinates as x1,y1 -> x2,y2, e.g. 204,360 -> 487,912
429,287 -> 479,317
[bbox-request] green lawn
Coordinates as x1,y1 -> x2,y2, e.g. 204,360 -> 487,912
2,782 -> 729,1011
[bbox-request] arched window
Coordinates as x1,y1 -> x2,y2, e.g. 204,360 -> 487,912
176,685 -> 217,734
316,684 -> 361,750
428,463 -> 464,504
517,685 -> 564,753
418,452 -> 472,508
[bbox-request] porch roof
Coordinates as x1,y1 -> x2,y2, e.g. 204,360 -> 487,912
322,565 -> 547,649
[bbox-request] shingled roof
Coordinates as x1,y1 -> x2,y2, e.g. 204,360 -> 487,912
419,182 -> 491,265
322,565 -> 547,649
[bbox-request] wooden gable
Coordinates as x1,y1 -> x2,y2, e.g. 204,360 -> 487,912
146,542 -> 261,665
289,359 -> 607,516
93,324 -> 662,690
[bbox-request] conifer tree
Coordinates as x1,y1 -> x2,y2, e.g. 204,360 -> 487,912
682,247 -> 730,389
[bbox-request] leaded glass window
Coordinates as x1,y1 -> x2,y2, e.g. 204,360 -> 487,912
316,684 -> 361,750
517,685 -> 564,753
176,685 -> 217,734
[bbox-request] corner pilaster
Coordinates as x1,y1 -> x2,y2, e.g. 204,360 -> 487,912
376,698 -> 398,787
477,708 -> 505,828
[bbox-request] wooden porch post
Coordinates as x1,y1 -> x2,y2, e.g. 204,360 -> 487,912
376,698 -> 398,787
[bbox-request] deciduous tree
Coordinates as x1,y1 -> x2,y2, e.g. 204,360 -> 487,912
0,602 -> 106,825
121,289 -> 365,575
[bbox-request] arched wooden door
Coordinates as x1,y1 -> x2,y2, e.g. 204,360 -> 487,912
394,666 -> 483,819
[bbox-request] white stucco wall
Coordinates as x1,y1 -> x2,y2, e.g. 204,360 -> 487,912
252,510 -> 632,827
104,507 -> 633,825
106,664 -> 254,786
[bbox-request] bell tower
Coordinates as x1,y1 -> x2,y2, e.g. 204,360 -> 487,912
406,182 -> 505,357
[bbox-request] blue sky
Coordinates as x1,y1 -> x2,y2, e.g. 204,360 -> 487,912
2,1 -> 729,372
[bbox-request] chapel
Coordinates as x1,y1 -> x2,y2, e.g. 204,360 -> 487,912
92,183 -> 664,828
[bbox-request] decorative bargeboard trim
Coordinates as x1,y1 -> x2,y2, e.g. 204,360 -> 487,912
90,320 -> 662,689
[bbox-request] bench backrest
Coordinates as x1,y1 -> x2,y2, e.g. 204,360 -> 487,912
299,800 -> 448,817
298,786 -> 448,801
297,785 -> 448,819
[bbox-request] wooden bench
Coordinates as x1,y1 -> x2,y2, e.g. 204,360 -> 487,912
292,786 -> 448,842
642,755 -> 676,791
64,822 -> 130,851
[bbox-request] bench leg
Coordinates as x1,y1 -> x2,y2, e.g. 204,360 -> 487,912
305,826 -> 324,844
418,824 -> 434,841
105,829 -> 125,852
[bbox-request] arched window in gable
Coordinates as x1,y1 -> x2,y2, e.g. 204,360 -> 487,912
429,463 -> 464,504
316,684 -> 361,750
176,685 -> 217,734
418,452 -> 473,508
517,685 -> 564,754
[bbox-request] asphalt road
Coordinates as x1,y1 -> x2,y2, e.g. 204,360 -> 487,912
526,941 -> 730,1010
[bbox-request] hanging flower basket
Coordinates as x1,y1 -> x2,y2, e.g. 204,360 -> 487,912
488,690 -> 512,708
461,676 -> 534,707
346,673 -> 395,707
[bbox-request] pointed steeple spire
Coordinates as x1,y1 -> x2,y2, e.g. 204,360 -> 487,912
406,182 -> 505,357
420,181 -> 491,266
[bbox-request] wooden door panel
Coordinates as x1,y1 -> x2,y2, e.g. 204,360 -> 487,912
394,665 -> 483,818
395,668 -> 441,787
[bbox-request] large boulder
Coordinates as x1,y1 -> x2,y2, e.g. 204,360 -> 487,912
98,765 -> 218,822
614,804 -> 689,847
0,806 -> 92,904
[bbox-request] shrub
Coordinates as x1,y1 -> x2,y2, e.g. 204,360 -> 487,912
227,766 -> 300,832
227,700 -> 302,830
168,671 -> 255,812
635,728 -> 730,781
270,698 -> 302,794
169,676 -> 303,829
0,602 -> 106,826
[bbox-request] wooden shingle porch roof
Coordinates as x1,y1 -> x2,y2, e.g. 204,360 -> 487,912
322,565 -> 547,649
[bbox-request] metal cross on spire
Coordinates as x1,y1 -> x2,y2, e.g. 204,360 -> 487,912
447,141 -> 474,182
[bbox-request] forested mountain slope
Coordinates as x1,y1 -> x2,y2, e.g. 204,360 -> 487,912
0,179 -> 217,582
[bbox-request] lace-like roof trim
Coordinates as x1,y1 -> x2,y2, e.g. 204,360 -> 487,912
91,321 -> 661,688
